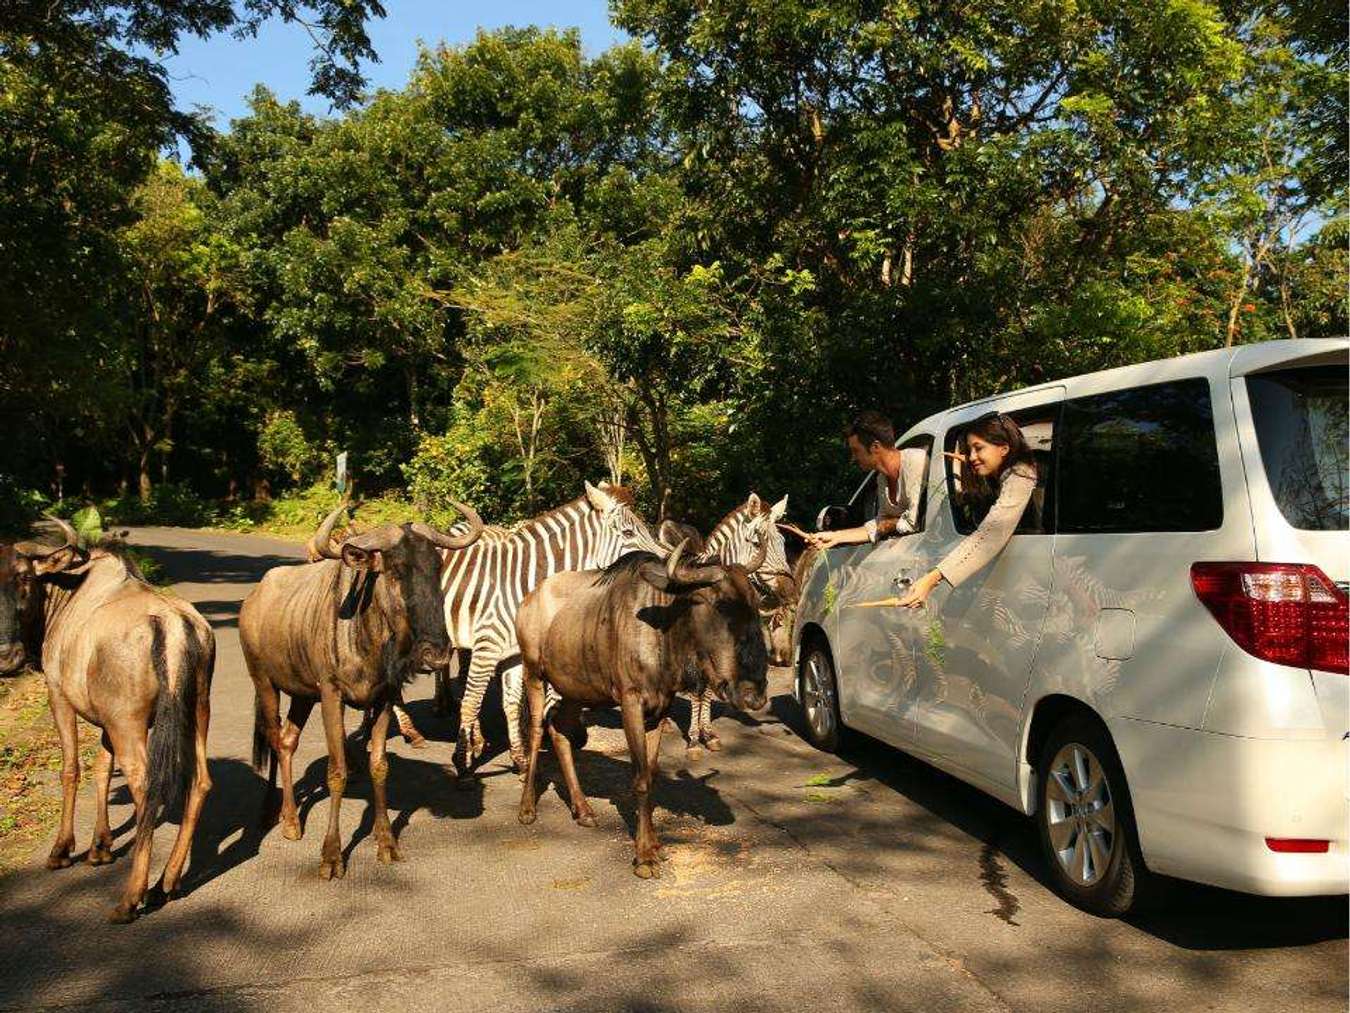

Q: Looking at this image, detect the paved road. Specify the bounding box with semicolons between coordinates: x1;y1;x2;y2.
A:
0;527;1343;1012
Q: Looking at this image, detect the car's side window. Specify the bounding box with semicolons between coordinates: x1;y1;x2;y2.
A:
896;435;934;535
1056;378;1222;533
944;406;1059;536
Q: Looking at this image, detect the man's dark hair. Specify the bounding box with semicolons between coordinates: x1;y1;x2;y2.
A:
846;410;895;449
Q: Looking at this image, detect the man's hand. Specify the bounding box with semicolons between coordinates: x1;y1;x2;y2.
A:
807;529;851;550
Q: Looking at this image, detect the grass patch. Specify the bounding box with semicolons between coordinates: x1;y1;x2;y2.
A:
0;672;98;873
803;773;834;787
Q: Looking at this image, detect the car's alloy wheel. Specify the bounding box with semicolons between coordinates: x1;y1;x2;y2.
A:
1036;714;1148;916
1044;742;1116;887
799;644;842;752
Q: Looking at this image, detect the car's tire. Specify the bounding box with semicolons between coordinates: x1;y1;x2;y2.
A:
1035;713;1149;917
797;640;844;752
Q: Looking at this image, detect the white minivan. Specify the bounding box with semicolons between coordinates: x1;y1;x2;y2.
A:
791;338;1348;915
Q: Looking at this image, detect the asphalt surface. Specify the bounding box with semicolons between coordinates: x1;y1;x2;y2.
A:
0;526;1344;1012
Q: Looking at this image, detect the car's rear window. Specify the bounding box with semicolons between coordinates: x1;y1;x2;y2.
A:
1246;365;1348;531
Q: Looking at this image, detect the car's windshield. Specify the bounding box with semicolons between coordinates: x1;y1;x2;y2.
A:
1246;364;1348;531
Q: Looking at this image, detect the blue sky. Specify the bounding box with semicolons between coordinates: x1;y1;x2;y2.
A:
163;1;628;127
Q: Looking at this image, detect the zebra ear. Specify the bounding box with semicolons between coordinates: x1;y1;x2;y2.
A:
584;481;616;512
746;492;762;512
770;494;788;522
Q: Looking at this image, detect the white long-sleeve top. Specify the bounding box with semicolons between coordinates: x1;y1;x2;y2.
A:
937;462;1037;587
863;446;929;542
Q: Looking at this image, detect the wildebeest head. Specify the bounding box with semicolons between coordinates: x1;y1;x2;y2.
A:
309;499;484;672
0;517;87;675
638;539;769;712
584;481;668;558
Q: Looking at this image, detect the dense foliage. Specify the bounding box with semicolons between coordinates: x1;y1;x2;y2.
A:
1;3;1344;531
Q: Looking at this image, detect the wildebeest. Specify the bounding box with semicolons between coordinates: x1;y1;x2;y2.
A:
0;518;215;923
240;497;483;878
515;539;770;878
663;493;792;756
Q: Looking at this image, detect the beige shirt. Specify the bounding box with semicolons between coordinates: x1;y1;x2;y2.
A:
938;463;1037;587
863;446;928;542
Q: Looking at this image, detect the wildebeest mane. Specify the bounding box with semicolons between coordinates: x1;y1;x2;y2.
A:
592;550;662;586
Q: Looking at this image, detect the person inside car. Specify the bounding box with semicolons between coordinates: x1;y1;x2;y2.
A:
894;411;1037;608
808;411;924;549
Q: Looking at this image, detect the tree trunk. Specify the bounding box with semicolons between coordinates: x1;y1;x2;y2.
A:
138;448;153;503
407;364;421;432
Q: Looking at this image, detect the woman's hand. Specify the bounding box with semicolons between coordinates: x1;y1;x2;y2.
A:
894;569;943;608
942;450;968;466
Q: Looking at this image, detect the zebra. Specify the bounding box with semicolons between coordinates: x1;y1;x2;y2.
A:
439;481;669;780
677;492;792;756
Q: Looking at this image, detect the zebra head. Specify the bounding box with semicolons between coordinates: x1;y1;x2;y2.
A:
706;492;792;582
583;481;669;561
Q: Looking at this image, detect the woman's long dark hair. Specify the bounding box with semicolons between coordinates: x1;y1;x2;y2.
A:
967;412;1036;479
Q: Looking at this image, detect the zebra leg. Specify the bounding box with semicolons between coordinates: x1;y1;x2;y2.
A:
697;691;721;752
501;662;529;776
394;703;428;749
453;645;498;785
683;692;705;760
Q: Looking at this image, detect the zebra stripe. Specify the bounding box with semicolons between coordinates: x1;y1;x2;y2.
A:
439;483;667;776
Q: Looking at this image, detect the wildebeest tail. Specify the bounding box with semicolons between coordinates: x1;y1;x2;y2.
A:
252;691;272;773
136;616;203;845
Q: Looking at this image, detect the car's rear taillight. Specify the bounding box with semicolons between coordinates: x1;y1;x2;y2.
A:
1191;563;1349;675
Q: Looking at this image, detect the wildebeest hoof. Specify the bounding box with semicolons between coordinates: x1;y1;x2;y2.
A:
280;818;303;841
108;904;138;924
518;808;537;826
142;884;170;910
319;855;346;880
377;842;402;864
87;844;114;866
633;858;661;879
574;811;598;828
45;851;73;870
656;845;671;862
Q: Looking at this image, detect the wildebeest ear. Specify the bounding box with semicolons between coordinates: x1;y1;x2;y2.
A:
770;494;788;522
340;545;383;572
584;481;616;512
638;559;675;593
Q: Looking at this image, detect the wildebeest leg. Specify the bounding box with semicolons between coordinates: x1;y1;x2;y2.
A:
277;696;314;841
367;702;401;864
501;661;528;774
152;673;212;900
316;682;348;880
45;690;80;870
645;722;670;863
620;693;662;878
108;720;151;922
548;701;597;827
87;734;115;865
516;666;547;826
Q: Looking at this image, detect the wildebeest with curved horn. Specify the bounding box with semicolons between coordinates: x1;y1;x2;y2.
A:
515;538;769;878
240;497;483;879
0;517;215;923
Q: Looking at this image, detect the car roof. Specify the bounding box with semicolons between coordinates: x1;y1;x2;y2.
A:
897;338;1348;442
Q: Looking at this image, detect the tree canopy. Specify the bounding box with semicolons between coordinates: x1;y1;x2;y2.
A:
1;7;1344;529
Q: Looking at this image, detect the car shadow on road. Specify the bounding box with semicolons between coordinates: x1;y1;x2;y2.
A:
763;686;1348;952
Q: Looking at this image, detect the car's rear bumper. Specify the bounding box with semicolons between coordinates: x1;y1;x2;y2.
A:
1111;717;1349;896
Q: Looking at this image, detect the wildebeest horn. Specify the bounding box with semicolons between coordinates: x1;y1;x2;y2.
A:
309;499;351;561
411;499;484;550
665;538;725;587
